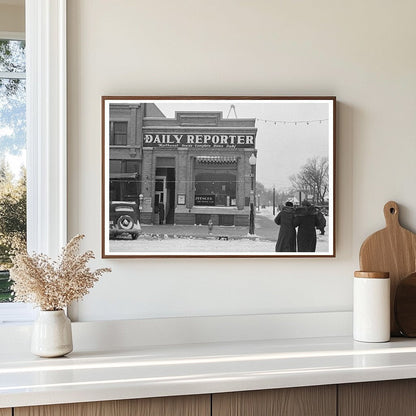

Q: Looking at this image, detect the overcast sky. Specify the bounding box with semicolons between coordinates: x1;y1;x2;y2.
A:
155;100;331;191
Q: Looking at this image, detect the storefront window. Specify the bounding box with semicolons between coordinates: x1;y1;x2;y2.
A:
110;180;140;202
195;168;236;207
109;159;141;202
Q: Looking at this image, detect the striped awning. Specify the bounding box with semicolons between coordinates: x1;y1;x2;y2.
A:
196;156;237;164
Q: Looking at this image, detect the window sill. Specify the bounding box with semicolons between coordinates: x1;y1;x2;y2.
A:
0;303;36;324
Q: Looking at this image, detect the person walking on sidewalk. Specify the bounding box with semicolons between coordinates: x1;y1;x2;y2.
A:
274;201;296;252
158;202;165;225
207;217;214;235
316;208;326;235
295;200;320;252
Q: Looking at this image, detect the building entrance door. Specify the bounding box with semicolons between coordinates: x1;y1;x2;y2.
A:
155;176;167;224
155;165;176;225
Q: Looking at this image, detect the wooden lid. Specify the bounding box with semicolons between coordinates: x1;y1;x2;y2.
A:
354;271;389;279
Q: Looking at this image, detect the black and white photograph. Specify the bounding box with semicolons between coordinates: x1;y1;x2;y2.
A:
102;97;335;257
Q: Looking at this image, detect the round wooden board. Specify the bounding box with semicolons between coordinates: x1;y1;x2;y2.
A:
359;201;416;335
395;272;416;337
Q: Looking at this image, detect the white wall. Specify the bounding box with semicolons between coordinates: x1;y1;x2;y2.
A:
67;0;416;322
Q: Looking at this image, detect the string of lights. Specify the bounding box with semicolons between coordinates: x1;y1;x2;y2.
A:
255;118;328;126
139;179;255;184
121;179;292;191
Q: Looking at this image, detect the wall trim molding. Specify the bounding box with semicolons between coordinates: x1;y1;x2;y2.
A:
0;311;352;352
0;0;67;324
26;0;67;257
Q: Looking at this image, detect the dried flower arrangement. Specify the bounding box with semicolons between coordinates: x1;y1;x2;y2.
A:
10;234;111;311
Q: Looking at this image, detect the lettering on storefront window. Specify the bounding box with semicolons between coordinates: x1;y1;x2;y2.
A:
143;133;256;148
195;195;216;206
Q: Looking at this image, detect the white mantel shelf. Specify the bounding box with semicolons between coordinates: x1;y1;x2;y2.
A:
2;336;416;409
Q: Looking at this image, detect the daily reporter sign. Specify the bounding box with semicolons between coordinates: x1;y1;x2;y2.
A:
143;133;256;148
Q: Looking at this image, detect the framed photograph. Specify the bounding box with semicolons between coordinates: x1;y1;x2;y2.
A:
102;96;336;258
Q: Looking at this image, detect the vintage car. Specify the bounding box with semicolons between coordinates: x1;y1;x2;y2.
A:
109;201;141;240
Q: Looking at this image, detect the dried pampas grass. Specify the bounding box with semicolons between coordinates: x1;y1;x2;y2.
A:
10;234;111;311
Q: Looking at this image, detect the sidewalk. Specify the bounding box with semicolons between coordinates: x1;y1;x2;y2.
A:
140;211;279;242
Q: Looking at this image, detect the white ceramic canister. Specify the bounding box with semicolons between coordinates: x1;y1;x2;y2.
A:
353;271;390;343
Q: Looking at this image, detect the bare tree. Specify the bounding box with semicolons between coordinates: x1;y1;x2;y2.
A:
290;157;329;204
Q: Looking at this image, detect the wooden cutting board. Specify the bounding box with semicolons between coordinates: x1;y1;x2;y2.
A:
359;201;416;336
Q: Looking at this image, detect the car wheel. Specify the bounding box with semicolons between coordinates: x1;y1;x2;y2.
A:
117;215;135;230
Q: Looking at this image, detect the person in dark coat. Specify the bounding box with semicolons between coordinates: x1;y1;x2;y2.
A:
295;201;320;252
158;202;165;225
274;201;296;252
316;209;326;235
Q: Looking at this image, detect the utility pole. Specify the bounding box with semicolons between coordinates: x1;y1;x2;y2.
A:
273;186;276;216
248;154;256;235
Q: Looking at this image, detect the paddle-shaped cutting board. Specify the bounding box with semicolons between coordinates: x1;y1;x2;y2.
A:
394;272;416;337
359;201;416;336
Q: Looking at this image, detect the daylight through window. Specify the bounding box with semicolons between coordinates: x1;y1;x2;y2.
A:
0;38;27;303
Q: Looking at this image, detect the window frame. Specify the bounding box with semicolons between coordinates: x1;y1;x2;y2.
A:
110;121;128;145
0;32;28;316
0;0;67;323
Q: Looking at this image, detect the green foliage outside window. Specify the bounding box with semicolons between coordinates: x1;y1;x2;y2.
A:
0;270;12;302
0;162;26;302
0;39;26;302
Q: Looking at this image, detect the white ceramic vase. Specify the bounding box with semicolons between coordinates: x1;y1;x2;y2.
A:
31;310;73;357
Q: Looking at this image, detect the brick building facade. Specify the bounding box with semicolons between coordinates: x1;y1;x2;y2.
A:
109;103;257;226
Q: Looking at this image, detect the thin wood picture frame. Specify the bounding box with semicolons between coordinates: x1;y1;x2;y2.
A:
102;96;336;258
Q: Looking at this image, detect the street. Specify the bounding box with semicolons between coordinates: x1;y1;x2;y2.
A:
109;207;330;254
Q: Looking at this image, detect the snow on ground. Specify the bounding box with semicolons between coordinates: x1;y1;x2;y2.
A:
109;232;329;254
108;205;331;254
110;237;276;253
260;206;280;221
